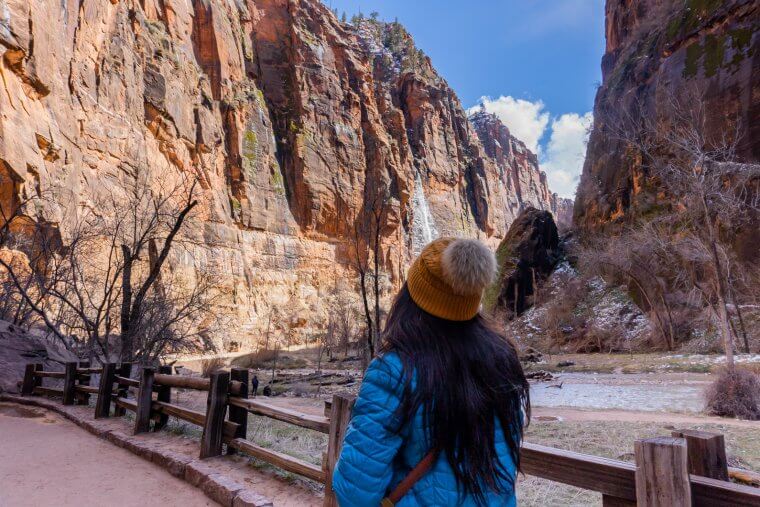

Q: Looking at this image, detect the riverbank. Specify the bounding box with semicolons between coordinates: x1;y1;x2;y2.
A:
523;352;760;374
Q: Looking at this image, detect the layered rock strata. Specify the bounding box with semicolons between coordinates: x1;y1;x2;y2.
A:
0;0;563;347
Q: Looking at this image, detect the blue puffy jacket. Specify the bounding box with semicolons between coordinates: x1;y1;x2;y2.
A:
333;352;518;506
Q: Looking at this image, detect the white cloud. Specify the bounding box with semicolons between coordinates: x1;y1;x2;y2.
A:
468;95;549;154
540;112;593;198
469;95;592;199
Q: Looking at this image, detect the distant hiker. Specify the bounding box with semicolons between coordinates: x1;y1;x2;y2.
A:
333;238;530;506
262;384;271;397
251;375;259;396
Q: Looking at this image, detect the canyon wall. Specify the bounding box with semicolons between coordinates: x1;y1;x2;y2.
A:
575;0;759;228
0;0;562;348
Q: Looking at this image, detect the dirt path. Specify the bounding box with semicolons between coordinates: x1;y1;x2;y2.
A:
0;403;216;507
532;406;759;428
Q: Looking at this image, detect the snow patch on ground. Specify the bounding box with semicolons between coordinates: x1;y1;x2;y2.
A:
508;261;651;349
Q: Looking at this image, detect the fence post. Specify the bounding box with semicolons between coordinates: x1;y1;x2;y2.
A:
200;370;230;459
635;437;691;507
114;363;132;416
21;364;36;395
34;363;43;389
76;360;91;405
134;367;155;434
227;367;249;455
154;365;172;431
62;362;78;405
95;363;116;418
323;394;355;507
671;429;729;481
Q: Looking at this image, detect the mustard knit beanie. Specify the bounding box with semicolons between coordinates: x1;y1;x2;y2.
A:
406;237;497;321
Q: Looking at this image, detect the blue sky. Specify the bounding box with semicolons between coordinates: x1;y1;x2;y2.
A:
326;0;607;198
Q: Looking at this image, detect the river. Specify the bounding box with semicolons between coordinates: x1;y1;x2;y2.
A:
529;372;708;413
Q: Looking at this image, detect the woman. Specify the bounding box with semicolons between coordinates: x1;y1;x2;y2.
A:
333;237;530;506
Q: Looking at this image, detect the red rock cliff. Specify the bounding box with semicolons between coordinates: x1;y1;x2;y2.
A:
575;0;759;229
0;0;560;346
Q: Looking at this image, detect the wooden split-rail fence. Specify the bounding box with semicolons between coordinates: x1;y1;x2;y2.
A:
20;362;760;507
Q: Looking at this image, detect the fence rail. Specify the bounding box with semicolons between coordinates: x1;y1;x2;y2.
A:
19;361;760;507
228;396;331;434
35;371;66;379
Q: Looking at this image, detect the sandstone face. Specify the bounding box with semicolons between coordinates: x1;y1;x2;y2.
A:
551;197;574;232
0;0;561;348
469;111;560;222
575;0;759;229
484;207;561;319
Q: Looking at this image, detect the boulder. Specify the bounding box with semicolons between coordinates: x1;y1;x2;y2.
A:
0;319;78;393
484;207;561;318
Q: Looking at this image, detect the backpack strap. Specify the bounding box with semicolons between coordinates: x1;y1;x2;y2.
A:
381;450;437;507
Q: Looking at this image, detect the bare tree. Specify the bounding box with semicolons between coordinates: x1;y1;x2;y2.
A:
317;325;337;374
579;225;679;351
0;172;216;363
350;185;391;365
604;93;760;368
0;176;59;328
330;286;356;359
118;177;199;361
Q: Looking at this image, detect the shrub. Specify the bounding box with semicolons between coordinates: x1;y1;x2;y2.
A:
540;275;591;350
200;357;225;377
705;368;760;420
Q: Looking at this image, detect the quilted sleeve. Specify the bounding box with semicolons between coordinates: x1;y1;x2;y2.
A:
332;354;406;507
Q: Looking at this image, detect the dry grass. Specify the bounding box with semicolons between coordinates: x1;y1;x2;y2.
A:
524;420;760;470
149;373;760;505
705;368;760;420
224;413;760;506
517;476;597;506
517;419;760;506
523;352;759;374
246;415;328;466
200;357;225;377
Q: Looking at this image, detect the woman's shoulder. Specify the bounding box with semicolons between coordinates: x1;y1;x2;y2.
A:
363;351;405;378
361;352;406;397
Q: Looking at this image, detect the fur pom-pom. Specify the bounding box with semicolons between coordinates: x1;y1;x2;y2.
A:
440;239;496;295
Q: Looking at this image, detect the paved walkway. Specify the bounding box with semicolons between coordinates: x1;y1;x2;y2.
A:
0;402;216;507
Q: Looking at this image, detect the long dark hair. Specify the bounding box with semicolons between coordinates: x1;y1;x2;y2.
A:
380;284;530;503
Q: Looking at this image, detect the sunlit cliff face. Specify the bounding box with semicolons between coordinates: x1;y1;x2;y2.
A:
0;0;563;348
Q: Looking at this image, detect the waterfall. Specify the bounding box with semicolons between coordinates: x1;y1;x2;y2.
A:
411;171;439;254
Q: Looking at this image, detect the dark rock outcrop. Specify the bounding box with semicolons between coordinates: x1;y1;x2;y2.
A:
575;0;759;229
484;207;562;318
0;320;78;393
